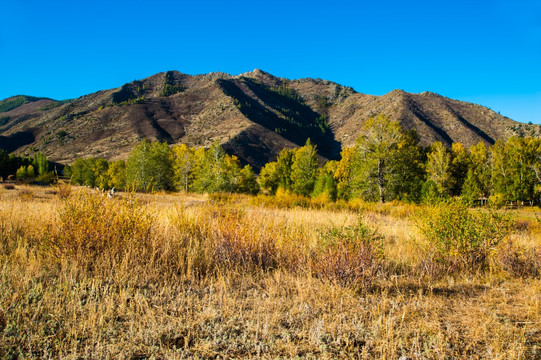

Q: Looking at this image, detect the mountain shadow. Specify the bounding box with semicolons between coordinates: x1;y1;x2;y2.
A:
0;129;37;152
218;78;341;160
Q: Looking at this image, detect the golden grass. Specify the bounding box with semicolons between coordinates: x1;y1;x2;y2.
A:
0;186;540;359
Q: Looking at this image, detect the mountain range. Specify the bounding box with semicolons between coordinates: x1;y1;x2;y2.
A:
1;69;539;170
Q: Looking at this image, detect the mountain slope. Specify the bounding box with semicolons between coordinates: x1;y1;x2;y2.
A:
1;70;539;169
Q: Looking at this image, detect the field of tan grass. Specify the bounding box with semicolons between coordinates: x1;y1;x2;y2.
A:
0;184;540;359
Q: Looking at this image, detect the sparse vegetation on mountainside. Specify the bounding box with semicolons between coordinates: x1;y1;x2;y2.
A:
0;96;47;113
1;69;538;167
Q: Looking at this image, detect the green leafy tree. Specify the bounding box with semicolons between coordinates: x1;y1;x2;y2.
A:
221;154;243;192
259;161;279;194
190;147;212;192
107;160;126;190
68;158;110;188
238;165;259;194
425;141;452;196
27;165;36;178
467;142;491;199
352;114;404;203
312;160;338;201
93;158;110;189
275;148;296;192
32;152;49;176
420;179;442;204
505;137;538;203
526;137;541;202
258;148;297;195
449;142;470;196
334;147;356;200
70;158;98;187
125;140;174;191
387;129;425;202
461;169;483;204
206;142;230;192
190;142;243;193
291;139;319;196
16;166;27;179
491;139;510;201
172;144;196;192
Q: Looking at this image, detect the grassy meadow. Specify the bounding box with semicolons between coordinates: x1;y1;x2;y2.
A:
0;184;540;359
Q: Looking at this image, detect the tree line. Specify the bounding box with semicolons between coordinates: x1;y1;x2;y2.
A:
65;140;259;194
0;150;54;182
3;114;541;205
66;115;541;205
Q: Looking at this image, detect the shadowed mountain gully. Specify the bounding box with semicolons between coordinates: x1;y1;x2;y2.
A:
1;70;538;168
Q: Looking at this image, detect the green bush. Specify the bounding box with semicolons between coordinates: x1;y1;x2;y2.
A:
489;193;506;208
415;201;515;273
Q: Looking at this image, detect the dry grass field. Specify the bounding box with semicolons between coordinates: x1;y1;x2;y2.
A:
0;184;540;359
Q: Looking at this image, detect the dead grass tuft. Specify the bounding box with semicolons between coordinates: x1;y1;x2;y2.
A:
0;186;539;358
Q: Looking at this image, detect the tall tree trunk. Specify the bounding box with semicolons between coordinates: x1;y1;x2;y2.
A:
378;158;385;203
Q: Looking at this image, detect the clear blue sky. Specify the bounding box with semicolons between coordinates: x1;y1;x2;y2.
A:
1;0;540;123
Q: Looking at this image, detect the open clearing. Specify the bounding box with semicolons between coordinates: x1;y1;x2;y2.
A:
1;185;540;359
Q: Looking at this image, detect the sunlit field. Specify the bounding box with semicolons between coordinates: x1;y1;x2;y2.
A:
1;184;540;359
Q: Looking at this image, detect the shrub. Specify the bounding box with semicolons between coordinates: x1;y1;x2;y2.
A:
415;201;515;273
489;193;506;209
208;192;234;205
497;240;541;278
169;205;283;276
54;180;72;199
18;189;33;199
251;188;311;209
211;207;280;271
311;217;384;288
214;225;278;271
42;192;154;273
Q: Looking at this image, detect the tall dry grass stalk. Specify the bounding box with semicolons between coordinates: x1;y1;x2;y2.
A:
0;187;539;359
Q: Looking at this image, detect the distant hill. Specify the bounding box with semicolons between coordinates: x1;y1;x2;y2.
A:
1;69;539;170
